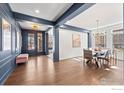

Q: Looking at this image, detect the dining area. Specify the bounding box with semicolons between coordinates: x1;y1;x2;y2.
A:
83;47;118;69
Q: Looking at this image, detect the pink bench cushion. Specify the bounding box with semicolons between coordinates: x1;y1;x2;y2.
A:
16;54;28;64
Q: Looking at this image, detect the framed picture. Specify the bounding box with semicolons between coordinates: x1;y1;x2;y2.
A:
72;34;81;48
2;18;11;51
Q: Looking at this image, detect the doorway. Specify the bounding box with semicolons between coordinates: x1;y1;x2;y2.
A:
21;30;45;56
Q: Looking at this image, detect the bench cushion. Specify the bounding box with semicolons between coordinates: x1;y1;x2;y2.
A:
16;54;29;64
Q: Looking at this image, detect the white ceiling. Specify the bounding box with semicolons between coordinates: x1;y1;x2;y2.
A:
65;3;123;30
19;21;49;31
9;3;73;21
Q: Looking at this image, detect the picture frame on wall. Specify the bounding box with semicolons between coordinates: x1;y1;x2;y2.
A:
2;18;11;51
72;34;81;48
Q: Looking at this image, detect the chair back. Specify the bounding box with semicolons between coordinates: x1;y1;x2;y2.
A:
83;49;92;59
106;50;111;57
103;50;110;58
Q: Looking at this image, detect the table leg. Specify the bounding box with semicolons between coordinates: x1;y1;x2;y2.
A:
95;58;99;68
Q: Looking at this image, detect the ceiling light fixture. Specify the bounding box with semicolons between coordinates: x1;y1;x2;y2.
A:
35;9;40;13
32;24;39;30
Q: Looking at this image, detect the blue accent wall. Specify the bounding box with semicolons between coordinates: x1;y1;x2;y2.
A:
0;4;21;85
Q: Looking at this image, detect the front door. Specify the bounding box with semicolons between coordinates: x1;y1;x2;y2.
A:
27;32;43;56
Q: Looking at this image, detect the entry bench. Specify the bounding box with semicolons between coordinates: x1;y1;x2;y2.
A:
16;54;29;64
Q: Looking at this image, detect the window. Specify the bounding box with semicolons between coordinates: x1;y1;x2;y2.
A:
113;29;124;48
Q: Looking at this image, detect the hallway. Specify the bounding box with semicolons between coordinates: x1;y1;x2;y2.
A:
5;56;124;85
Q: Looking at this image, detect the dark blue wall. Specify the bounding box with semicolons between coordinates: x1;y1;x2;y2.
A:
0;4;21;85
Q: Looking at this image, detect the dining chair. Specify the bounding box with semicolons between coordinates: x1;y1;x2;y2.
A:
97;50;111;67
83;49;99;67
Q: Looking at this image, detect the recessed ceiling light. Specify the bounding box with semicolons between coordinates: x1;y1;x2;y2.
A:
60;25;64;27
35;9;40;13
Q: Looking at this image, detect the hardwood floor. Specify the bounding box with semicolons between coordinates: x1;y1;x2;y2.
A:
5;56;124;85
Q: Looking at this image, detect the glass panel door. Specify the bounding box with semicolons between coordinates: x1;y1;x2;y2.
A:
27;32;43;56
37;33;42;52
28;33;35;50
